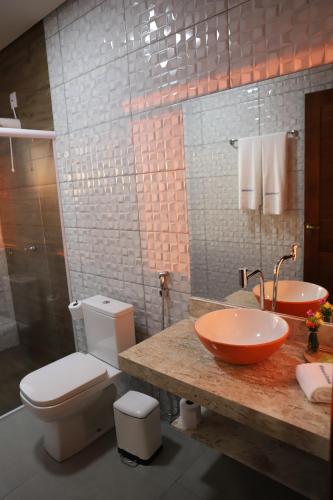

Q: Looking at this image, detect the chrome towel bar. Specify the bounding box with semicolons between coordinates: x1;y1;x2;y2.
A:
229;129;299;148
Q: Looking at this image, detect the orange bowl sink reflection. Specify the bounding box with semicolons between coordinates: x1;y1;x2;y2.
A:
252;280;329;318
195;308;289;365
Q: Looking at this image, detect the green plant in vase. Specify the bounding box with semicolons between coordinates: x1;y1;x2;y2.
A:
320;300;333;323
305;310;323;353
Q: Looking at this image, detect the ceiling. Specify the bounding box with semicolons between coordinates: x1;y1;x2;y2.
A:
0;0;66;51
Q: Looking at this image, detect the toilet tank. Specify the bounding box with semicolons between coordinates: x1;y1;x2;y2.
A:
81;295;135;368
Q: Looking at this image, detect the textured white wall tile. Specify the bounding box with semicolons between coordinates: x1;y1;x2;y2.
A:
165;271;190;294
124;0;228;51
258;71;311;98
132;106;185;174
64;227;82;272
202;100;260;144
69;118;134;180
60;0;126;81
288;171;304;211
185;142;237;178
261;211;304;247
69;270;84;298
182;99;202;115
165;289;190;322
309;64;333;89
259;90;305;134
135;112;190;294
183;108;203;147
205;209;261;244
206;239;263;301
186;177;205;211
207;271;240;302
57;0;104;30
136;170;188;233
50;85;68;135
188;209;206;240
308;64;333;92
228;0;333;87
200;83;259;110
206;240;261;274
73;176;139;231
58;181;77;227
127;13;229;111
189;239;208;297
53;134;72;183
144;284;189;335
204;176;238;210
65;58;130;132
45;34;64;88
44;10;59;38
140;231;190;282
79;228;143;284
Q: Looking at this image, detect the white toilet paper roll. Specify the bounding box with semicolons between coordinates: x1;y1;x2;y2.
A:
68;300;83;320
180;399;201;430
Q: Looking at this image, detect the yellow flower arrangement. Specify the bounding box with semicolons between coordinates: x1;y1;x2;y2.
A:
320;300;333;323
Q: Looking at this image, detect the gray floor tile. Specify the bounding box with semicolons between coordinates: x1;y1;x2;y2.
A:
135;419;206;485
0;410;43;498
179;448;307;500
0;408;309;500
4;463;169;500
160;482;201;500
0;409;175;500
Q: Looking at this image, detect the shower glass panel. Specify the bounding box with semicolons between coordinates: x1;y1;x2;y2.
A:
0;135;74;415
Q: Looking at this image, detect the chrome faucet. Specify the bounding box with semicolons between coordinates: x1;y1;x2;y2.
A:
272;244;298;311
239;268;265;311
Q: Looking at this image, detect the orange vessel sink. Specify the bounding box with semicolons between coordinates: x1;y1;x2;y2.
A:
252;280;329;318
195;308;289;365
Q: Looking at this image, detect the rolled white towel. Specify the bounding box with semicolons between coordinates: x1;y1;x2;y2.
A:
296;363;333;403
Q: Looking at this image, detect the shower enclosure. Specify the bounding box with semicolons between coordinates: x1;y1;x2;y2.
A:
0;128;74;415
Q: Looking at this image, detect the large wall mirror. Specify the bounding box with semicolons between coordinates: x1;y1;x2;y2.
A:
184;65;333;319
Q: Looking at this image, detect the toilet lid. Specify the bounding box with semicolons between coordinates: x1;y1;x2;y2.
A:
20;352;108;407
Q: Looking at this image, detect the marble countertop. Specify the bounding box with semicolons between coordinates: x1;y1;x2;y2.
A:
119;318;331;460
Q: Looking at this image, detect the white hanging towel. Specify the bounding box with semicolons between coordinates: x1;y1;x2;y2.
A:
238;136;262;210
261;132;288;215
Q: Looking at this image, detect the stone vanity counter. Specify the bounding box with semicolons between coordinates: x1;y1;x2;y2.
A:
119;318;330;461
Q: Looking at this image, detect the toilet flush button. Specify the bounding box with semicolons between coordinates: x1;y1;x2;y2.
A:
102;300;110;304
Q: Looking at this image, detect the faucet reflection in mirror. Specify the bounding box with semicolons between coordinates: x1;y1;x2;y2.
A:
239;268;265;311
272;244;298;312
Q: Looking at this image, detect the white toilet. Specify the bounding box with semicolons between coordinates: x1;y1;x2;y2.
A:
20;295;135;462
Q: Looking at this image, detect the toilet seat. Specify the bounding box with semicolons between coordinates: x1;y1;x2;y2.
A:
20;352;109;408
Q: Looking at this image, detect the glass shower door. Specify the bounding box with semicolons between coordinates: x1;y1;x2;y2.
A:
0;136;74;415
